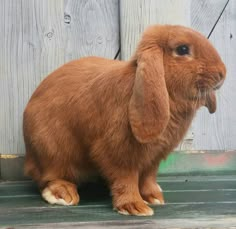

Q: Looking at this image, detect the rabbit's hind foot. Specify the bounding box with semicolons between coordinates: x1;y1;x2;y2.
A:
41;179;79;206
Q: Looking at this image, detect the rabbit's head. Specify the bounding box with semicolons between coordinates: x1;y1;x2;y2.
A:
129;25;226;143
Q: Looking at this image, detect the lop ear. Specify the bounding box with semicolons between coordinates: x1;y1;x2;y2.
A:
129;48;170;143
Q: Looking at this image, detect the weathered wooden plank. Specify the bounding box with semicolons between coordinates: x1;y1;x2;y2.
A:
191;0;229;37
1;176;236;198
0;0;65;156
179;0;229;150
192;0;236;150
11;218;236;229
120;0;191;60
1;177;236;227
1;186;236;206
1;202;236;227
120;0;235;151
64;0;119;61
0;0;120;157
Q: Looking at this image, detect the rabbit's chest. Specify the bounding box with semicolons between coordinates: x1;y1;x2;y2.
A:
155;113;194;156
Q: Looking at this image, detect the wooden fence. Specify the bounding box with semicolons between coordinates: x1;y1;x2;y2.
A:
0;0;235;178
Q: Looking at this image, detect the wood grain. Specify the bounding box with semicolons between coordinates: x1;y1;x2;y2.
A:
0;0;65;156
0;0;119;155
120;0;191;60
0;0;235;156
64;0;119;61
192;0;236;150
120;0;235;151
191;0;229;36
180;0;229;150
1;177;236;227
12;218;236;229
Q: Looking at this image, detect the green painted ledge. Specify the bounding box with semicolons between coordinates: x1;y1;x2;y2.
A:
1;150;236;180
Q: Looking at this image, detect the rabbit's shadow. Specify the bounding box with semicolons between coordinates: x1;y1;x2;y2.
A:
78;179;111;204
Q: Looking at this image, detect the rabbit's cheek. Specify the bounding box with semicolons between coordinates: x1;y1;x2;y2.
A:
195;79;210;91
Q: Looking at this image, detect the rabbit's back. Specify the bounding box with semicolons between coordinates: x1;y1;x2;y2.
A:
24;57;132;133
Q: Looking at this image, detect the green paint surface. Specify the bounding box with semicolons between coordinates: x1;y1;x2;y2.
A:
1;151;236;181
159;151;236;175
0;176;236;227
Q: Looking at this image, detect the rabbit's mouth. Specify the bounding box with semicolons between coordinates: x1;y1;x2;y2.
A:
194;78;224;113
213;80;224;90
188;89;216;114
191;89;216;114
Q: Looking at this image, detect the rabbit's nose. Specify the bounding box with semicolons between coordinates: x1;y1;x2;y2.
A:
213;78;224;90
219;63;227;80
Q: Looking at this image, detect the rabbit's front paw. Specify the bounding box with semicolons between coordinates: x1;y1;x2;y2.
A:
42;179;79;206
115;201;153;216
140;183;165;205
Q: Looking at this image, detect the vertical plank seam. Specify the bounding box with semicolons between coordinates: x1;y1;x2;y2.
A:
114;0;121;60
113;47;121;60
207;0;230;39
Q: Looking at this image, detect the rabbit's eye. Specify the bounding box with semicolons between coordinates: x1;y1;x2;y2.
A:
175;45;190;56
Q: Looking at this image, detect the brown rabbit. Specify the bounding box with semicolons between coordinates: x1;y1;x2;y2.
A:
23;25;226;216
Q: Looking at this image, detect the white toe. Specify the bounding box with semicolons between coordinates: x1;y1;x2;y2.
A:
118;210;130;215
42;188;72;206
143;200;149;204
137;208;154;216
153;198;165;205
153;198;161;205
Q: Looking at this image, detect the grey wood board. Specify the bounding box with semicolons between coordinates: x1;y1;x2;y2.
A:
120;0;191;60
0;0;235;155
120;0;228;59
64;0;119;61
0;0;65;156
192;0;236;150
120;0;235;150
0;0;119;155
190;0;229;37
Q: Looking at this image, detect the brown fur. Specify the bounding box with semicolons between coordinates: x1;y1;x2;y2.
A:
23;25;226;216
